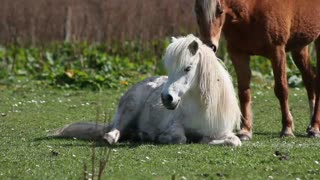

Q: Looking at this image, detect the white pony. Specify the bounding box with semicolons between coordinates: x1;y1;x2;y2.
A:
49;34;242;146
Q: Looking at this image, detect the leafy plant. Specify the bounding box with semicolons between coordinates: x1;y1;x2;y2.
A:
0;40;169;89
0;40;316;89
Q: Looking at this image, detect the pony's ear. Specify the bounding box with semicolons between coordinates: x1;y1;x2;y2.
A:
171;37;177;42
188;40;199;55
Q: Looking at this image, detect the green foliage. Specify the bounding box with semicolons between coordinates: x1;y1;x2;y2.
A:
0;41;169;90
0;40;317;89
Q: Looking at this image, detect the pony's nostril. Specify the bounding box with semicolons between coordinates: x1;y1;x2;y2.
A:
167;94;173;102
161;93;173;103
209;44;217;52
205;42;217;52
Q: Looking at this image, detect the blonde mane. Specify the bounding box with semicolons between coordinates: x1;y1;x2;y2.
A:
198;44;241;136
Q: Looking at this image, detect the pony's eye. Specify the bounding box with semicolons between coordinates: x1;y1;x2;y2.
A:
216;4;224;16
184;66;192;72
217;9;223;16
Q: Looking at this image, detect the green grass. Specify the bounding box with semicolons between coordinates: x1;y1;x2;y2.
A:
1;79;320;180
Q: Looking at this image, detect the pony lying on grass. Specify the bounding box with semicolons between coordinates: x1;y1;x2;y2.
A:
49;34;242;146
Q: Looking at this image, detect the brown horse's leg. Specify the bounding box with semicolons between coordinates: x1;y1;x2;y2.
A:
271;46;294;137
229;52;252;140
291;46;316;124
308;38;320;137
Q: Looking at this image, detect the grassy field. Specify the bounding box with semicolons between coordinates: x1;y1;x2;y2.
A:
1;79;320;180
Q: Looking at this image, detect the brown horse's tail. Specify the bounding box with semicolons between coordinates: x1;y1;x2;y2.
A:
47;122;112;141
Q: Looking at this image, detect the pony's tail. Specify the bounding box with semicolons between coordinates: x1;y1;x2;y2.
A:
47;122;112;140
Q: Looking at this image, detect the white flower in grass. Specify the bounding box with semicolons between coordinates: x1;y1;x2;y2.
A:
162;159;169;164
315;160;319;165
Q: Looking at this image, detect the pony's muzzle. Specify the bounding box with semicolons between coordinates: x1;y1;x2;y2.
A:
161;93;179;110
207;43;217;53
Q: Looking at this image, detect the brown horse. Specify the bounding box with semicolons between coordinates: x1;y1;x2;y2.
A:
195;0;320;140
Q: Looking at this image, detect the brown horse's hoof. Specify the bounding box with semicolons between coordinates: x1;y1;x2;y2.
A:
280;127;295;137
237;130;252;141
307;127;320;138
306;125;312;133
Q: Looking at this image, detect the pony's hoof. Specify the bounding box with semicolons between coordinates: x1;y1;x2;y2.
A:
103;129;120;145
237;130;252;141
307;127;320;138
224;136;242;147
280;128;295;138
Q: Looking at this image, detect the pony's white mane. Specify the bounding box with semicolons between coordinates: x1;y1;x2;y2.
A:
198;42;241;137
164;34;241;137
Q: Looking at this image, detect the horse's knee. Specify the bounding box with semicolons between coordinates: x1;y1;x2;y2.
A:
274;83;289;100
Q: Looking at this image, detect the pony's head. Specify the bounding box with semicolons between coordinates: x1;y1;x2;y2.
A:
161;35;202;110
195;0;225;52
161;35;241;135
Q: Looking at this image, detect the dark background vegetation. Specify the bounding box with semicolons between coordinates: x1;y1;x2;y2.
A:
0;0;197;44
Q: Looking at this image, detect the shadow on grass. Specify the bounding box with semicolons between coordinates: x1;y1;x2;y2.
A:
33;136;212;149
33;136;152;148
254;131;308;138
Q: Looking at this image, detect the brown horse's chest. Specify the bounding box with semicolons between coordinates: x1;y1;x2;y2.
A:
223;21;273;55
223;21;320;56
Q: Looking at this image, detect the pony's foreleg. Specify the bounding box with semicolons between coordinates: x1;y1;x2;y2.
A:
104;113;131;145
230;52;252;140
104;102;139;144
158;121;187;144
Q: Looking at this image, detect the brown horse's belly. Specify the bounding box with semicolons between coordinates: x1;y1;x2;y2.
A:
286;24;320;51
286;34;318;51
